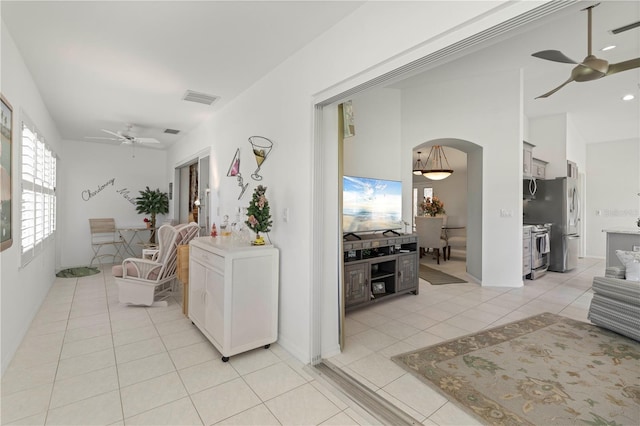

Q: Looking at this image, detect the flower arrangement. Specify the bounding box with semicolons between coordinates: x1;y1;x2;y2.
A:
420;196;446;217
143;218;150;223
245;185;272;245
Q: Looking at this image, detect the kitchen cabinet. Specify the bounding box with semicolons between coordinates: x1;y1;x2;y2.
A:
523;226;532;277
189;237;279;362
603;229;640;268
523;141;535;178
532;158;548;179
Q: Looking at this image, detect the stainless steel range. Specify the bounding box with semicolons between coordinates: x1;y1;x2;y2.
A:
526;223;551;280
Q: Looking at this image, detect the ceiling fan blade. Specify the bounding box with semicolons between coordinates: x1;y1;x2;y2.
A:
85;136;119;141
606;57;640;76
532;50;577;64
133;137;161;144
535;76;575;99
100;129;123;138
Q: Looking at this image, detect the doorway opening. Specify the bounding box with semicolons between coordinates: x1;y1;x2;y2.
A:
413;139;483;279
173;150;211;235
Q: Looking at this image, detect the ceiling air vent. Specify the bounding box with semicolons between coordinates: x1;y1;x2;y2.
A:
163;128;180;135
182;90;219;106
611;20;640;34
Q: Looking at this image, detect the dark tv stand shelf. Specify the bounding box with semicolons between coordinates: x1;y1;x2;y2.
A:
343;233;419;311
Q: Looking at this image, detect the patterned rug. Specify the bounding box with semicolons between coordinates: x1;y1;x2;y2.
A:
392;313;640;425
419;264;467;285
56;266;100;278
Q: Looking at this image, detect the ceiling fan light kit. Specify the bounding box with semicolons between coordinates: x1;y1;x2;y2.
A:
532;3;640;98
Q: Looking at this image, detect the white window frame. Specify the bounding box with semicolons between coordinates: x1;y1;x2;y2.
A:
20;117;56;266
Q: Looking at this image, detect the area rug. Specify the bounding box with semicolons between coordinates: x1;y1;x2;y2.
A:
419;264;466;285
392;312;640;426
56;266;100;278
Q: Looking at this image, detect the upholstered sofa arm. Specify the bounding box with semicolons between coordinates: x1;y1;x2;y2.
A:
592;276;640;302
605;266;626;279
589;276;640;341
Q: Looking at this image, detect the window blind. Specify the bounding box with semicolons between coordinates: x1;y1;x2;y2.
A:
21;120;56;266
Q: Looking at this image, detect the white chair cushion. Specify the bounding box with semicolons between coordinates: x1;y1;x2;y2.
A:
112;263;159;280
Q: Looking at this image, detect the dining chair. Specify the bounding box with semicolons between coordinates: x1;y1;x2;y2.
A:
446;229;467;260
89;218;126;266
415;216;447;264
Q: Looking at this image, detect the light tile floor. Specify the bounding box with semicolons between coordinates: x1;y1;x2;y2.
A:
329;251;604;425
1;254;603;425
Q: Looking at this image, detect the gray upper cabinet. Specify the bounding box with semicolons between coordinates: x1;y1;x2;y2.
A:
523;141;535;178
532;158;548;179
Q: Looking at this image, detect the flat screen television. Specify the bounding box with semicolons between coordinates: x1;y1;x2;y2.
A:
343;175;403;235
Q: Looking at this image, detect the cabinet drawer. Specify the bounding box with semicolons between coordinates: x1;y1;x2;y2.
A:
192;247;225;271
523;238;531;254
523;256;531;274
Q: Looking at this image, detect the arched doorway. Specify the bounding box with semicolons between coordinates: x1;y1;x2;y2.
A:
413;139;483;282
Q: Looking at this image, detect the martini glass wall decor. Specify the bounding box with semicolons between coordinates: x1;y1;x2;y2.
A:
227;148;248;200
248;136;273;181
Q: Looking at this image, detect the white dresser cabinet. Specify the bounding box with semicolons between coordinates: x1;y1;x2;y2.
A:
189;237;279;362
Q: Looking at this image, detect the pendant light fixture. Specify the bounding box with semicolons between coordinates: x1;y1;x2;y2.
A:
412;151;427;175
423;145;453;180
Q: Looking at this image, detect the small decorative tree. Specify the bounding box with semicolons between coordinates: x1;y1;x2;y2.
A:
245;185;272;245
135;186;169;243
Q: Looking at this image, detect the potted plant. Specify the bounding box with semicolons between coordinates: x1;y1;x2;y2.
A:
245;185;272;245
135;186;169;243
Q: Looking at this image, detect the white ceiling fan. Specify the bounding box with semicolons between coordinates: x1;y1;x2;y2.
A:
86;124;160;145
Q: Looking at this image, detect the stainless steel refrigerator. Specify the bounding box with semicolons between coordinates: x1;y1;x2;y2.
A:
523;177;580;272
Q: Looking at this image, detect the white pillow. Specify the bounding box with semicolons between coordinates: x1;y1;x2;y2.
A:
626;262;640;282
615;250;640;281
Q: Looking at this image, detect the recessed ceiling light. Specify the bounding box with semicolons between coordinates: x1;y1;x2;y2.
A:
622;94;635;101
601;45;616;51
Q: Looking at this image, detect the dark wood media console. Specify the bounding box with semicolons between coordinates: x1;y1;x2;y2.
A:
343;233;419;310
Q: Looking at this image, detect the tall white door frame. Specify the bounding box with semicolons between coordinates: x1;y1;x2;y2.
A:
173;148;212;233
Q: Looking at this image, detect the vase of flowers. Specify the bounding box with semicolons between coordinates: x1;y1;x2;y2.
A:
245;185;272;245
420;196;445;217
143;218;151;229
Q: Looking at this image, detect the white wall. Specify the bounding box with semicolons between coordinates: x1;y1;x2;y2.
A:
585;139;640;258
60;140;168;267
529;114;567;178
1;24;64;374
343;88;402;180
566;114;587;174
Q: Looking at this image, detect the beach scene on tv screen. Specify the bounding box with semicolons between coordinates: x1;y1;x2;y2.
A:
343;176;402;233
